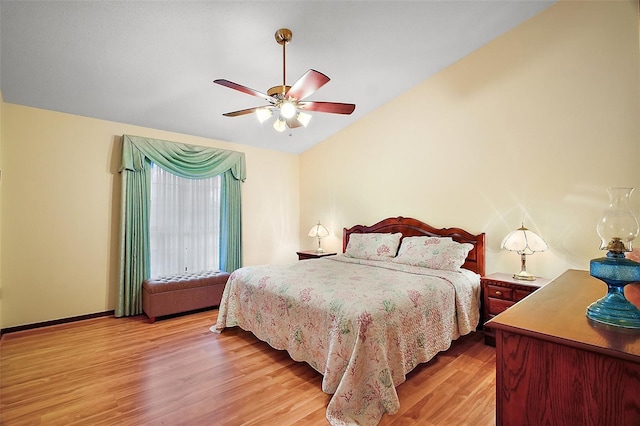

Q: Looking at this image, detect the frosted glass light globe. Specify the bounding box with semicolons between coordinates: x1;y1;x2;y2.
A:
273;117;286;132
280;101;297;119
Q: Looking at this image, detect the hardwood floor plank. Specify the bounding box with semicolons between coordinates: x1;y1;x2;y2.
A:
1;310;495;425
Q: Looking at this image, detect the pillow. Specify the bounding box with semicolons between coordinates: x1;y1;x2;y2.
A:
392;238;473;271
344;232;402;261
395;236;453;257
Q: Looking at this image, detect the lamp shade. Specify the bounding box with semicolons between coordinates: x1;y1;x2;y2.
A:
308;222;329;238
273;117;286;132
501;225;548;255
255;108;272;123
297;112;312;127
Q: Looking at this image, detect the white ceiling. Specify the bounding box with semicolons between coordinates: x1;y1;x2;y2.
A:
0;1;555;154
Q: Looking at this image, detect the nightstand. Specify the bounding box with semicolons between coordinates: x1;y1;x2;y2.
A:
296;251;337;260
482;272;550;346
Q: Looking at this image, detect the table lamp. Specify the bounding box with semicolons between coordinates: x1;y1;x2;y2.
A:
501;224;548;280
308;221;329;253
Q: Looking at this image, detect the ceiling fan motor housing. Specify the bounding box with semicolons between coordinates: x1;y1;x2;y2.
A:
267;85;291;98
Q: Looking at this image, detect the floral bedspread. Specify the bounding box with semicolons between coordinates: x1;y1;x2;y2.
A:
213;255;480;425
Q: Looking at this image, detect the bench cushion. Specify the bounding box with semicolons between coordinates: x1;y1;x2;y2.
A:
143;270;229;293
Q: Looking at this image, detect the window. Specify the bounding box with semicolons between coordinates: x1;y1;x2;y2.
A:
149;163;221;277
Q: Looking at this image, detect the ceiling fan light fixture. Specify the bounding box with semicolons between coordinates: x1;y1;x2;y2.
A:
273;117;286;132
256;108;272;123
214;27;355;134
297;111;312;127
280;101;297;119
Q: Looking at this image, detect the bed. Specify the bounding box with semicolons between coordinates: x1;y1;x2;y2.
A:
213;216;486;425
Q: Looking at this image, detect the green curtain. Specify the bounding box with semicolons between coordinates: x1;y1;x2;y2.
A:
116;135;246;317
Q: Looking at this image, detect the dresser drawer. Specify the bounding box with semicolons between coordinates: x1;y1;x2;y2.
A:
487;285;513;301
488;298;514;315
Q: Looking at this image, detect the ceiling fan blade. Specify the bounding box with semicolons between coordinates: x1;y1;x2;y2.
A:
285;69;330;101
298;101;356;115
222;107;265;117
214;79;275;104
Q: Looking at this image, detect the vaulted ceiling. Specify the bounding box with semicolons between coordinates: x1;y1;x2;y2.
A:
0;1;555;154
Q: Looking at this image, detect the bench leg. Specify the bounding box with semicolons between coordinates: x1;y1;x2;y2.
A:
148;316;156;324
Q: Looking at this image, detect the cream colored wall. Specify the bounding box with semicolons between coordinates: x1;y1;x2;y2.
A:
300;1;640;281
0;104;299;328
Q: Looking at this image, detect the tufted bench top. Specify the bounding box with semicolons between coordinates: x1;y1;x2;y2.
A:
142;270;230;294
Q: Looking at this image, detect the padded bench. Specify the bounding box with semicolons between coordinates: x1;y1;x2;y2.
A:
142;270;230;323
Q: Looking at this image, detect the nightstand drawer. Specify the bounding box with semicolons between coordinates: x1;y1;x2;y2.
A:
514;289;533;302
488;298;514;315
487;285;513;301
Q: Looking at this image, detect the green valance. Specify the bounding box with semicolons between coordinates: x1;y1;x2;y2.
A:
121;134;246;181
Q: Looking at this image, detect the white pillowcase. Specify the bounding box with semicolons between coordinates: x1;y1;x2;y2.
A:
392;236;473;271
344;232;402;261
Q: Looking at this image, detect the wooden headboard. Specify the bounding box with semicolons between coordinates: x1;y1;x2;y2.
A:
342;216;485;276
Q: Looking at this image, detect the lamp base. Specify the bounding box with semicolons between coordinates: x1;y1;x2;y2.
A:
315;247;325;253
586;292;640;329
588;254;640;329
512;270;537;281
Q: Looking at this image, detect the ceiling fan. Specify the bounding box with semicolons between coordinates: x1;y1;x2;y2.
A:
214;28;356;132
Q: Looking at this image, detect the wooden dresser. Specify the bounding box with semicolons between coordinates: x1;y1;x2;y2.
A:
486;269;640;426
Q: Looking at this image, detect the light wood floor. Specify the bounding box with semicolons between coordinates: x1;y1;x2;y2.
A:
1;310;496;425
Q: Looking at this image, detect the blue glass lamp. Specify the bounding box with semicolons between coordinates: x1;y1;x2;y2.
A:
587;187;640;329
